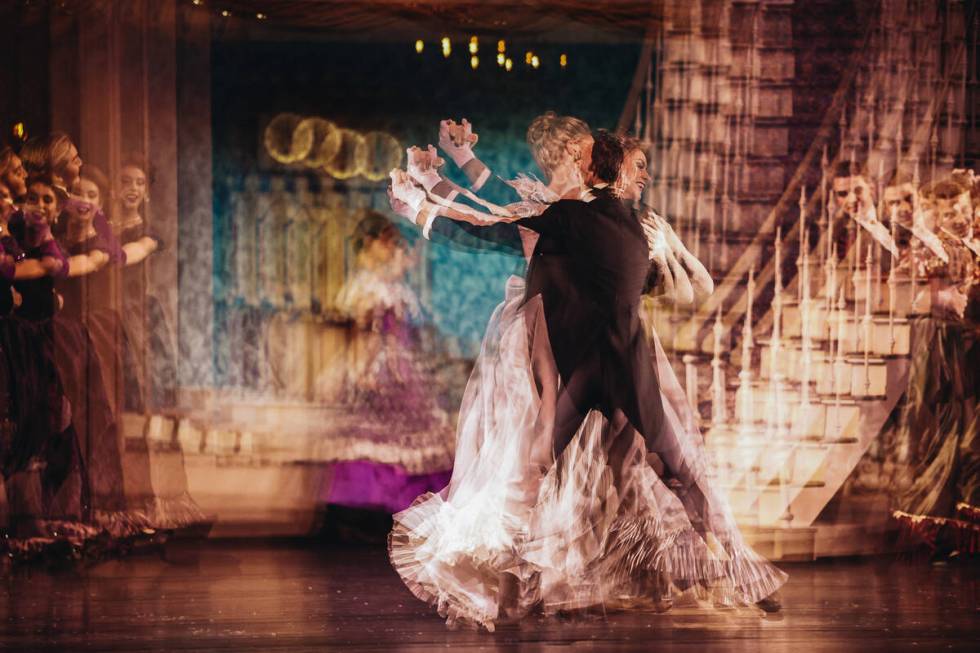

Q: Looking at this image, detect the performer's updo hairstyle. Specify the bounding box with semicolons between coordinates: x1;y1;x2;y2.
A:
526;111;590;182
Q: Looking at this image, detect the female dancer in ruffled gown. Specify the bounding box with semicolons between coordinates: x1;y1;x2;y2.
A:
387;124;786;630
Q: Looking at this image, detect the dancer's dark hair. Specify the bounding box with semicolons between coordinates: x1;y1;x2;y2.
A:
589;130;625;185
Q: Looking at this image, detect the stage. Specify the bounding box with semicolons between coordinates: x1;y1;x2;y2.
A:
1;542;976;652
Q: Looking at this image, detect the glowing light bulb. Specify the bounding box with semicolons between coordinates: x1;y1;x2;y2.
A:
12;122;25;140
415;39;424;54
470;55;479;69
192;0;203;5
221;9;231;17
560;53;567;67
497;39;506;53
525;51;533;65
531;55;540;69
497;53;505;66
505;57;513;72
441;36;451;57
469;36;478;54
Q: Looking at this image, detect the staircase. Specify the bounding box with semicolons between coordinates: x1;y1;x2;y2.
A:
628;0;975;558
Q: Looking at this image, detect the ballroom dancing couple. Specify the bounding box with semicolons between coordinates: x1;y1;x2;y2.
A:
386;112;786;630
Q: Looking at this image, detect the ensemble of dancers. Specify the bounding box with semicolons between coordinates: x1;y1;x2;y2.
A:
385;113;787;630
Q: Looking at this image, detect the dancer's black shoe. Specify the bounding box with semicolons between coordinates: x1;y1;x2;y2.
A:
755;593;782;613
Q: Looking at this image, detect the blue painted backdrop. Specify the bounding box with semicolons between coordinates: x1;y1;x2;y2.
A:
210;36;640;373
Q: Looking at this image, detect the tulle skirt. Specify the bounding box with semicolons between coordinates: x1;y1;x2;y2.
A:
389;276;787;630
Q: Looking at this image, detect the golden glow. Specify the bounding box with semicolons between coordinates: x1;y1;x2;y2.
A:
415;39;424;54
505;57;513;72
324;128;368;180
362;131;404;182
12;122;25;140
497;39;506;53
497;53;505;66
192;0;203;5
560;53;567;67
221;9;231;17
531;55;540;69
441;36;451;57
256;12;267;20
470;55;479;69
264;113;314;165
525;51;533;65
294;117;341;168
469;36;478;54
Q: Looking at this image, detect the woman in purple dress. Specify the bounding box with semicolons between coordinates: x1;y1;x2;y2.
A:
111;161;173;412
3;175;91;543
325;211;455;515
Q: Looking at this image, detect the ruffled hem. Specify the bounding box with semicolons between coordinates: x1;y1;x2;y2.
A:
388;276;787;630
1;518;165;572
145;494;213;531
390;491;788;630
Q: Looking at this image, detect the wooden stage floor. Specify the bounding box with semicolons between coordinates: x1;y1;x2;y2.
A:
1;540;977;652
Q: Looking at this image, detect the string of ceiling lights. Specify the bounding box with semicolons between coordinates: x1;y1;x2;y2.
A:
181;1;570;72
415;36;568;72
188;0;267;20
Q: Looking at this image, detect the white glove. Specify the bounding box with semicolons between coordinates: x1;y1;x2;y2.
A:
406;145;444;191
387;186;417;222
389;169;427;214
438;118;478;168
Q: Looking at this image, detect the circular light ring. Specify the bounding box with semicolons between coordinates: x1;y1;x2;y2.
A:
264;113;313;164
361;131;403;182
324;129;368;180
296;117;342;168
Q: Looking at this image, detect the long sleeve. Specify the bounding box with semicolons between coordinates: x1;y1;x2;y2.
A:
426;218;523;255
36;236;70;279
418;167;527;254
93;209;127;264
513;201;568;236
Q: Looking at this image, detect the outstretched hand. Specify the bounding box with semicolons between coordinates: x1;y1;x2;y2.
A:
387;187;417;223
406;144;445;192
389;169;428;222
439;118;478;167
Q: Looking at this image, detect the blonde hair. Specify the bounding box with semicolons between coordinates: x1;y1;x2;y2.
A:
17;132;77;182
526;112;590;182
47;132;76;179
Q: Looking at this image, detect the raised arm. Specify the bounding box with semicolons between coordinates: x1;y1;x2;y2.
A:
439;118;489;190
390;161;524;254
438;117;533;199
438;118;524;206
